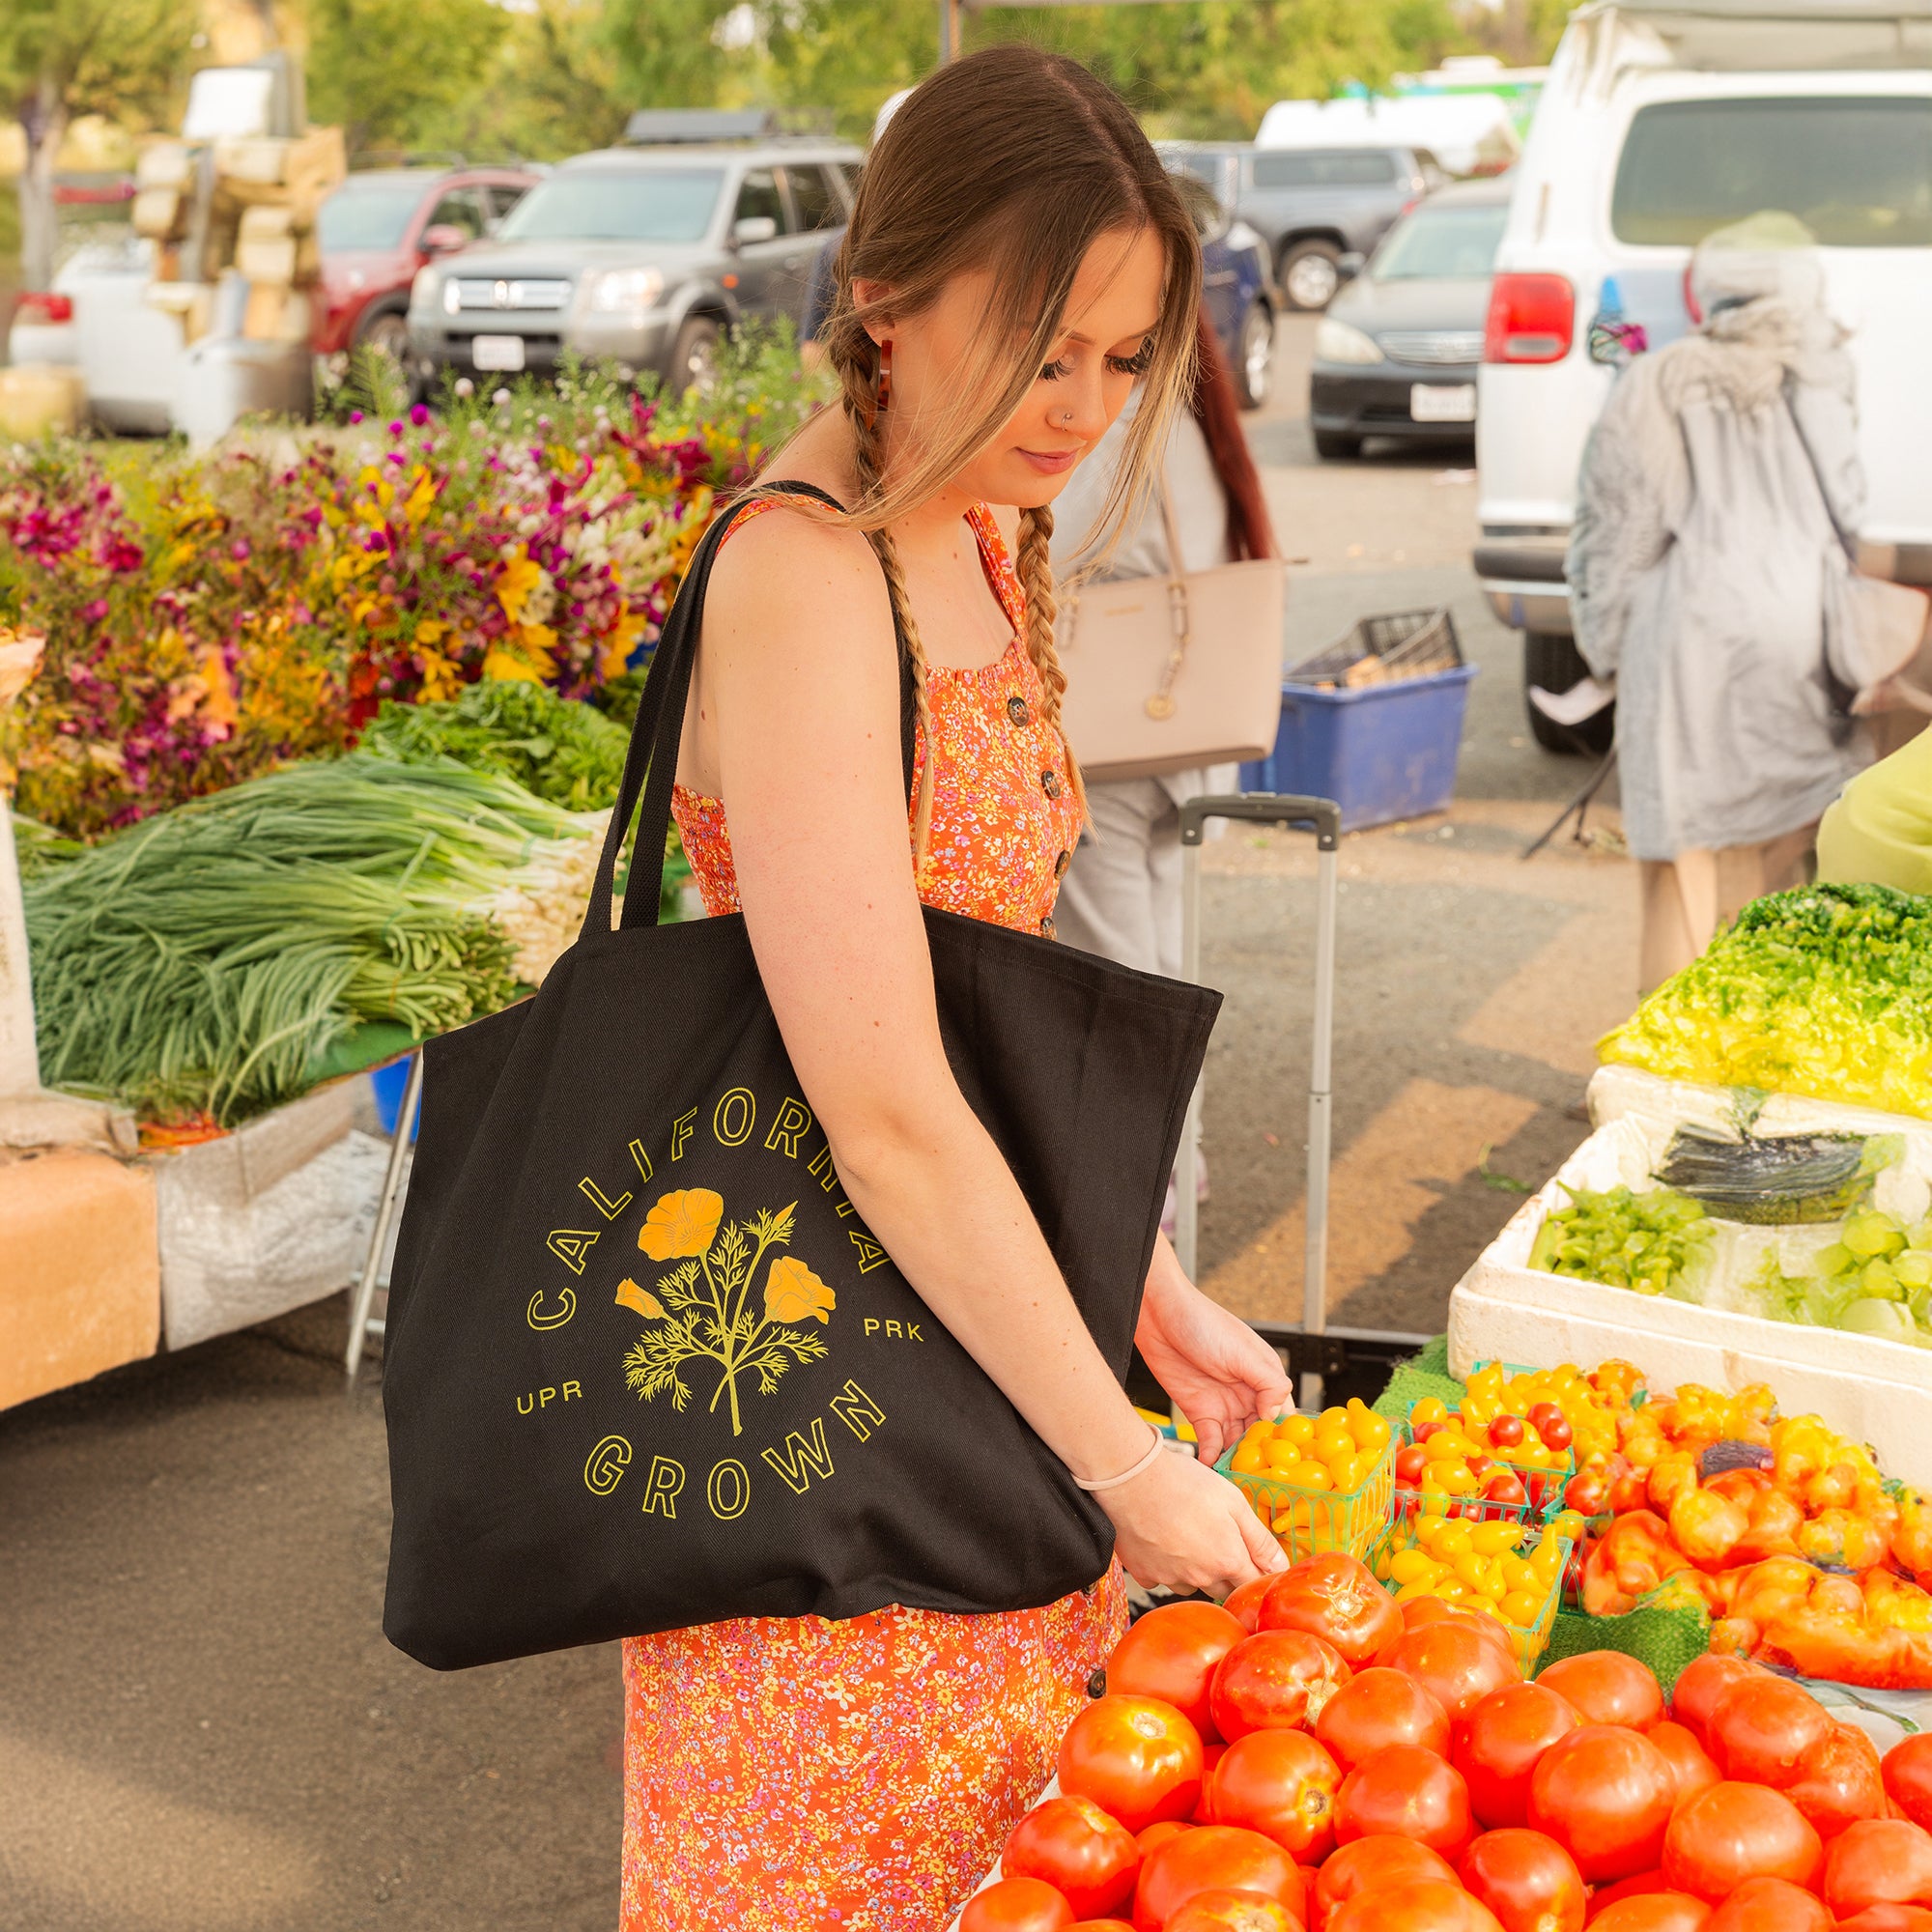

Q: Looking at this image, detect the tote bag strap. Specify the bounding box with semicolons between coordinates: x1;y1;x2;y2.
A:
1147;461;1196;721
582;479;917;937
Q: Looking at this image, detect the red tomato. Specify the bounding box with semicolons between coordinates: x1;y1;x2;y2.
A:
1702;1877;1831;1932
961;1876;1076;1932
1068;1922;1140;1932
1108;1605;1248;1743
1886;1731;1932;1832
1206;1728;1341;1861
1587;1872;1670;1921
1566;1469;1612;1518
1591;1896;1712;1932
1334;1742;1476;1861
1165;1890;1303;1932
1260;1554;1403;1667
1785;1721;1883;1838
1209;1632;1351;1742
1661;1781;1824;1903
1823;1819;1932;1918
1315;1666;1451;1773
1224;1577;1275;1635
1527;1725;1676;1883
1386;1619;1521;1721
1136;1820;1192;1860
1537;1653;1664;1732
1460;1827;1587;1932
1837;1910;1932;1932
1708;1676;1833;1790
1487;1470;1530;1508
1131;1826;1304;1932
1005;1797;1142;1920
1886;1736;1932;1835
1454;1682;1584;1830
1668;1656;1762;1752
1326;1880;1503;1932
1397;1444;1431;1484
1314;1834;1458;1927
1059;1695;1205;1835
1645;1722;1720;1809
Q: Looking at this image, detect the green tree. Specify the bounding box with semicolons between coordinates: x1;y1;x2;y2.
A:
431;0;630;161
0;0;192;291
304;0;508;157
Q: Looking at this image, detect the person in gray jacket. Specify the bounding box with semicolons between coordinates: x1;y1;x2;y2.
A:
1568;213;1886;992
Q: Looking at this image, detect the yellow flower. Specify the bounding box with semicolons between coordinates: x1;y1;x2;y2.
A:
763;1256;835;1326
481;648;543;684
496;545;544;623
614;1278;666;1320
596;607;645;682
402;468;437;525
639;1188;724;1261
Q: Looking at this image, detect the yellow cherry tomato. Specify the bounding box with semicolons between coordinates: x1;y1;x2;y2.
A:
1231;1443;1265;1475
1264;1440;1303;1472
1387;1548;1439;1585
1329;1456;1369;1494
1471;1521;1520;1556
1295;1464;1334;1492
1501;1589;1545;1628
1278;1413;1317;1446
1412;1397;1448;1429
1453;1549;1490;1588
1350;1410;1392;1452
1432;1519;1473;1555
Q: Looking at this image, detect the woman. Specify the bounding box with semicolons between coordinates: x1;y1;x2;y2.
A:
1049;309;1278;980
622;46;1291;1931
1567;213;1882;992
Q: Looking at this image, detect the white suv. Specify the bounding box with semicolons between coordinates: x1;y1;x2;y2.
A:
1473;3;1932;752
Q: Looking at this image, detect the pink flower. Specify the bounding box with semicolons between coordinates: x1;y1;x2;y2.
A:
410;403;430;427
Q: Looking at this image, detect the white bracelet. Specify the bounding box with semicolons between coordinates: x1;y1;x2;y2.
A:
1073;1423;1168;1492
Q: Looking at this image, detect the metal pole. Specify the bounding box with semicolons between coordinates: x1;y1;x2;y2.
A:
345;1051;422;1383
1176;835;1205;1282
1301;844;1339;1412
939;0;962;63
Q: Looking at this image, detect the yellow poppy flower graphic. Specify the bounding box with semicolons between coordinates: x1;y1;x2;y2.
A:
638;1187;724;1261
763;1257;835;1326
620;1196;828;1436
614;1278;666;1320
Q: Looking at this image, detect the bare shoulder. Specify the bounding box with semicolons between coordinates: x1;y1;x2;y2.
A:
704;495;891;651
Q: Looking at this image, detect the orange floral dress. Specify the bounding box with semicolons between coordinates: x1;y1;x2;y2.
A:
618;501;1125;1932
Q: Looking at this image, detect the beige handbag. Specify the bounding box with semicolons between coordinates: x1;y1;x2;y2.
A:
1055;469;1287;782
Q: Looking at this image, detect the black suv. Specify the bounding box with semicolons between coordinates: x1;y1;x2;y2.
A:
1161;142;1448;311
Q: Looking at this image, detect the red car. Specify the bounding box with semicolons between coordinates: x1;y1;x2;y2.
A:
314;165;541;360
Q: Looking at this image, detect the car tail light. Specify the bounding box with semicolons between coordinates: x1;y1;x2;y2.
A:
17;292;74;325
1484;272;1574;364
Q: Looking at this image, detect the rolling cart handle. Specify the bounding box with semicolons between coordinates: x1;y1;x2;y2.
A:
1175;794;1342;1411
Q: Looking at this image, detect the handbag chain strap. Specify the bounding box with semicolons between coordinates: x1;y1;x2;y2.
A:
1146;463;1191;723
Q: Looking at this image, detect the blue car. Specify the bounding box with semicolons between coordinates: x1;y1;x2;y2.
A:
1167;169;1276;410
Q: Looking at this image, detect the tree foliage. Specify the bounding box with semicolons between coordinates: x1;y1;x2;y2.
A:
303;0;509;156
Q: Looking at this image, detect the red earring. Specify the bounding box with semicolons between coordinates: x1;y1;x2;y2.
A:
872;338;894;420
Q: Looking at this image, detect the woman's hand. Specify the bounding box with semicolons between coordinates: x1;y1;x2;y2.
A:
1136;1235;1293;1466
1099;1443;1287;1598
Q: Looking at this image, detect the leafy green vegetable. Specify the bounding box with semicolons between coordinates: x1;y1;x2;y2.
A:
1529;1183;1716;1297
1601;882;1932;1118
359;679;628;812
1653;1126;1889;1223
24;756;602;1126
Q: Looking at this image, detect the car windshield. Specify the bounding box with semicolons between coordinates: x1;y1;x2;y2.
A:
318;181;428;251
1613;98;1932;247
494;169;724;244
1372;202;1508;280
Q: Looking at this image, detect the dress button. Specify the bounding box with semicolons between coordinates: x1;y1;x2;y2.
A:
1038;915;1057;939
1008;695;1031;726
1039;768;1063;801
1054;849;1070;879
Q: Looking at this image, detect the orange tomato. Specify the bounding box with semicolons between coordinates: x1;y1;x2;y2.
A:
1059;1695;1204;1835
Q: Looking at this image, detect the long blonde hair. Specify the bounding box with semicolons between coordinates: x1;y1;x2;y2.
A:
751;43;1202;859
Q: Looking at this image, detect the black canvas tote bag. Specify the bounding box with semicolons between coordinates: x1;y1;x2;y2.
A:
381;482;1221;1670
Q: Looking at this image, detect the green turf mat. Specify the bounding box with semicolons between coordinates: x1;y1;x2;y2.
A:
1373;1333;1465;1425
1536;1603;1712;1696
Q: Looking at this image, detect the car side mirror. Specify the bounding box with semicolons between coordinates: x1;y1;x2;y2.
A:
420;224;469;256
1337;252;1365;283
732;215;778;246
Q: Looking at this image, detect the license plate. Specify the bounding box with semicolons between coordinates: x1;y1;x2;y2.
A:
471;334;526;372
1411;383;1476;423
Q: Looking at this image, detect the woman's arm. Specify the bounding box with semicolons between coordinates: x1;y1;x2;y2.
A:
700;506;1283;1596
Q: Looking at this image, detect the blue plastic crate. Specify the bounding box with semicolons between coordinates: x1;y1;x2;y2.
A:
1239;662;1478;833
370;1054;419;1140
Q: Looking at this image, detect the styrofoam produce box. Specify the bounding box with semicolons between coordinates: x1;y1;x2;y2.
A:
1448;1068;1932;1487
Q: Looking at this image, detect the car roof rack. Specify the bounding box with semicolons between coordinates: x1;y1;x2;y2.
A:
621;106;836;145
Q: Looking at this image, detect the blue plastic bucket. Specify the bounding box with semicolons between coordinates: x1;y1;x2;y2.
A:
370;1054;419;1140
1239;663;1479;833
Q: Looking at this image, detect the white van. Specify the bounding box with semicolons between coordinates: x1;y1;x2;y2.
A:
1473;1;1932;750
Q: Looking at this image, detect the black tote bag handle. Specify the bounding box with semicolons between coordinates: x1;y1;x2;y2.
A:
583;480;920;937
